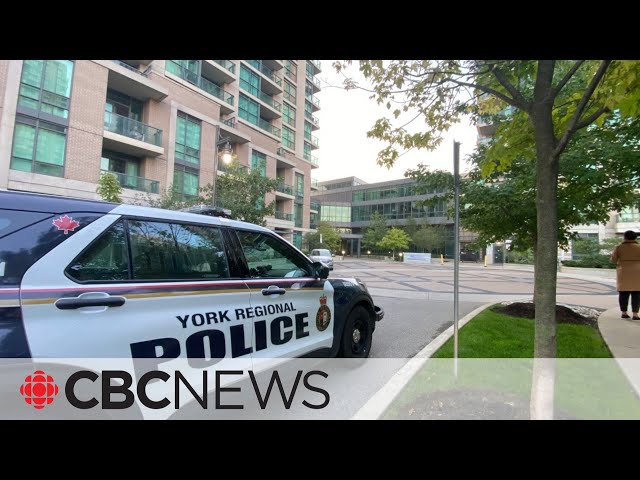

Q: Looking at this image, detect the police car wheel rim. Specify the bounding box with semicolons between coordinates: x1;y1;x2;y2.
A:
351;317;368;354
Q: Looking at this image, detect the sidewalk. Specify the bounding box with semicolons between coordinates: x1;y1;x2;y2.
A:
598;308;640;398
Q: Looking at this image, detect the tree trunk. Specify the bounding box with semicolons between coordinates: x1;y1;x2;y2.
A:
530;102;559;420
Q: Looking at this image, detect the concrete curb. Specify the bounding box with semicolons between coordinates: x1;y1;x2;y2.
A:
350;302;495;420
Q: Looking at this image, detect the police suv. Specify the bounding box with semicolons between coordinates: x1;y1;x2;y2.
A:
0;191;383;370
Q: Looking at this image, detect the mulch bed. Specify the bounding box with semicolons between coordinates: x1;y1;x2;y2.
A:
491;302;598;327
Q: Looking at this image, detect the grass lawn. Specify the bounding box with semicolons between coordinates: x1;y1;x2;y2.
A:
384;306;640;420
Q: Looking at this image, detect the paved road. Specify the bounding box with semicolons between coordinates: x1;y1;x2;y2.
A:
176;260;618;419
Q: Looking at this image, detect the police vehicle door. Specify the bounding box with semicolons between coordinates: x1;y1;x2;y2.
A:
20;215;253;396
232;230;333;369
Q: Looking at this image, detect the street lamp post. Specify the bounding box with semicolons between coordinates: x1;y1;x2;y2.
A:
212;124;233;207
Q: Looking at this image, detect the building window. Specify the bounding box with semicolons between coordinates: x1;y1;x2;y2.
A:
282;126;295;150
294;204;303;228
105;89;143;122
304;121;313;140
251;150;267;177
240;65;260;97
18;60;74;119
239;93;260;126
304;100;313;117
306;62;314;78
10;115;66;177
305;80;314;98
173;165;200;198
284;80;297;104
292;231;302;249
295;173;304;199
303;142;311;160
283;102;296;127
284;60;297;82
175;112;201;166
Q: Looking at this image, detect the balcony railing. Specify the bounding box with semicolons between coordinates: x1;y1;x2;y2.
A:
258;91;281;111
303;152;319;166
213;60;236;75
101;170;159;194
309;223;318;230
304;111;320;126
167;61;234;106
310;201;320;211
304;132;320;147
103;111;163;146
305;93;320;108
199;76;235;106
274;210;293;221
311;178;319;189
222;117;236;128
309;60;322;71
258;117;281;137
276;180;294;195
112;60;149;77
247;61;282;86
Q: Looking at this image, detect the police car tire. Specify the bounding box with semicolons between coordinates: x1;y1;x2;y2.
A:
339;305;374;358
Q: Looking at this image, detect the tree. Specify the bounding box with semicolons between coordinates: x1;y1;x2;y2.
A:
96;172;122;203
201;160;280;226
138;184;204;211
412;225;446;253
406;115;640;253
403;215;419;239
304;222;342;253
337;59;640;419
378;227;410;260
362;211;387;251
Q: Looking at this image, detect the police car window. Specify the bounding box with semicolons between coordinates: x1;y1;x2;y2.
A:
128;220;230;280
236;230;311;278
66;221;129;282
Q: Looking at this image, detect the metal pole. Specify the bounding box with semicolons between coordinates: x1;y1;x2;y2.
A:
212;126;219;207
453;140;460;376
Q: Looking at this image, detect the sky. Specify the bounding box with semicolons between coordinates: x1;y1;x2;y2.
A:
312;60;479;184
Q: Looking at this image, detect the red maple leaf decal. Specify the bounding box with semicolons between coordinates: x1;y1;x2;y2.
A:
52;215;80;235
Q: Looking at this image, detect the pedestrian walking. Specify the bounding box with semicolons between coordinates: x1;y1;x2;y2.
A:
611;230;640;319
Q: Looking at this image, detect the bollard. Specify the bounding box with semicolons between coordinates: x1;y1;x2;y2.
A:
440;254;444;265
484;255;487;267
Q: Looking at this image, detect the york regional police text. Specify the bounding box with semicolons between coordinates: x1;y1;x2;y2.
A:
130;302;313;366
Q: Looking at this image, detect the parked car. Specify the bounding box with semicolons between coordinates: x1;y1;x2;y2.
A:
309;248;334;270
0;191;383;418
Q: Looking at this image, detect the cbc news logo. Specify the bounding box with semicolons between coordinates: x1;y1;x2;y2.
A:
19;370;59;410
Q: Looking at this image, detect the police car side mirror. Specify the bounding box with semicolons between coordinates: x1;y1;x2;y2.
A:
313;261;329;279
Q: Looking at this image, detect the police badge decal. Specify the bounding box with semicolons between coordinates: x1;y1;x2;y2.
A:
316;295;331;332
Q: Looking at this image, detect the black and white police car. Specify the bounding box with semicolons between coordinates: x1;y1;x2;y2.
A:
0;191;383;368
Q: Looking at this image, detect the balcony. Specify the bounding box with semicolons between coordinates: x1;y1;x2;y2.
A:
103;111;164;157
102;170;159;194
306;93;321;111
202;60;237;85
274;210;293;221
305;111;320;130
244;61;282;95
310;201;320;212
307;74;321;93
258;117;281;137
309;60;322;75
166;61;235;114
275;180;294;197
214;60;236;74
263;60;284;71
304;132;320;149
303;151;319;168
310;178;319;190
98;60;168;101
